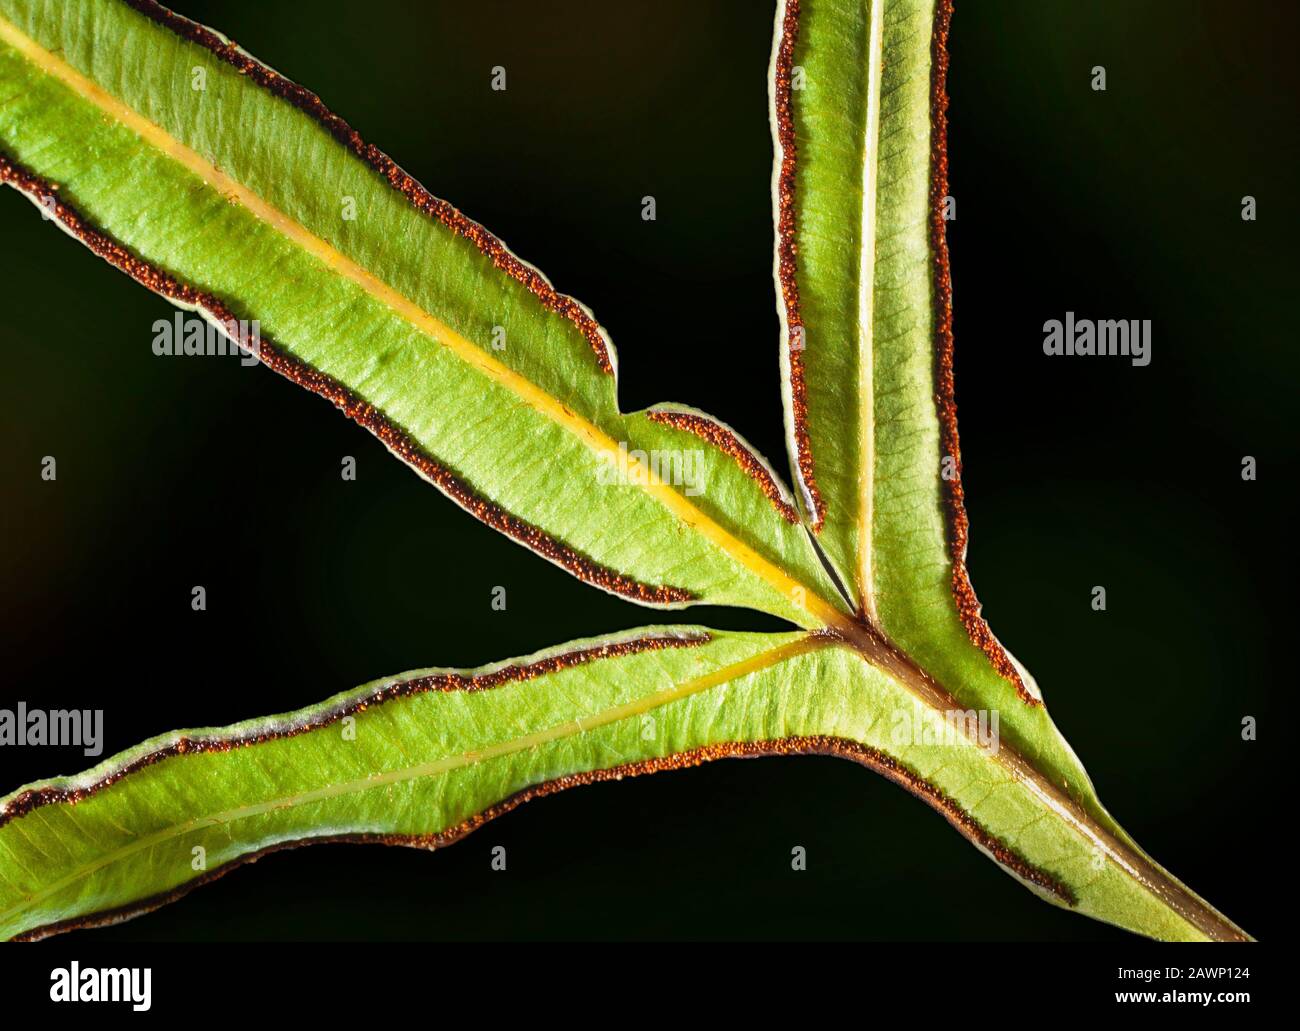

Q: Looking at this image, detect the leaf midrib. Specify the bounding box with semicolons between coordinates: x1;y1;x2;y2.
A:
855;0;885;620
0;13;849;630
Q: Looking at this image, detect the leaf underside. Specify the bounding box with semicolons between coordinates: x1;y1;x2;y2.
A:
0;0;1249;941
0;627;1200;942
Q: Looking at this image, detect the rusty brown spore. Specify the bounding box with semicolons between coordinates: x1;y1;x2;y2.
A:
120;0;615;374
0;630;710;830
646;409;800;523
12;732;1073;940
0;152;693;609
773;0;823;531
927;2;1035;705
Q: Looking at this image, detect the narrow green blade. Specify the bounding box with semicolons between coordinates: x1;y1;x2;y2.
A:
0;0;846;627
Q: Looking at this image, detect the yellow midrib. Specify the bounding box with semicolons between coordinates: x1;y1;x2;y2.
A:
0;637;820;928
854;0;885;621
0;14;848;630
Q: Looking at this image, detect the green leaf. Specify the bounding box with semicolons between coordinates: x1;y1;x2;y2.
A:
0;627;1231;942
771;0;1098;844
0;628;793;940
0;0;846;629
0;0;1252;941
773;0;1027;689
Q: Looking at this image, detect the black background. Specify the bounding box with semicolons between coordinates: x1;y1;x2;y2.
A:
0;0;1292;942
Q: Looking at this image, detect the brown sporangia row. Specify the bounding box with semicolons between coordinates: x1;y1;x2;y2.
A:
772;0;824;532
122;0;617;374
13;732;1072;940
926;1;1035;705
0;153;694;607
0;630;711;830
646;408;801;523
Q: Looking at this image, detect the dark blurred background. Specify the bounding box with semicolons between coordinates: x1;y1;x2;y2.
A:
0;0;1291;941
